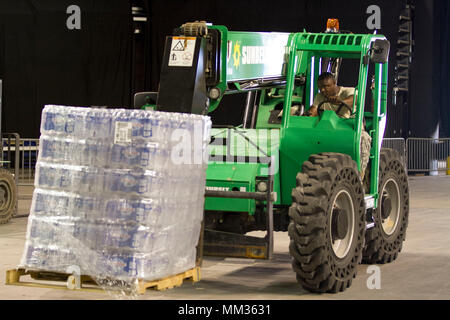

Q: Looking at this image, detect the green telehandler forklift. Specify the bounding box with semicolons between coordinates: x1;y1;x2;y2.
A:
135;20;409;293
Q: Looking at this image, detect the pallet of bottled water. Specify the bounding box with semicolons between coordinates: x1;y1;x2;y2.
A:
20;105;211;283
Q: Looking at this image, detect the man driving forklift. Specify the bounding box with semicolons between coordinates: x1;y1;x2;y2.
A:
308;72;372;180
308;72;355;117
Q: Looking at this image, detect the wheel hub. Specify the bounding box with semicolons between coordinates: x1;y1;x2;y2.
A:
380;178;401;236
329;189;355;259
0;183;10;211
381;195;392;220
332;208;348;240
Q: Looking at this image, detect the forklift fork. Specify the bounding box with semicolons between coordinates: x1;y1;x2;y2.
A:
203;165;275;260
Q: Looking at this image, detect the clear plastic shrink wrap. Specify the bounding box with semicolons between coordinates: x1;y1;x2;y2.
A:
20;105;211;284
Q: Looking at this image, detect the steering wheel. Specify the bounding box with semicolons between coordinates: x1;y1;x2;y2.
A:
317;100;353;117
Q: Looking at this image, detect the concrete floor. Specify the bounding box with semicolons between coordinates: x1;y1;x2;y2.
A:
0;175;449;300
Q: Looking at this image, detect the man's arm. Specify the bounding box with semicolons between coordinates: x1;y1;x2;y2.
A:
308;95;353;117
328;95;354;109
308;105;318;116
342;95;354;109
308;93;323;117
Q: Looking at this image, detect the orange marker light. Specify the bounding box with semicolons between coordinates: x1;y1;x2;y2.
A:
326;19;340;33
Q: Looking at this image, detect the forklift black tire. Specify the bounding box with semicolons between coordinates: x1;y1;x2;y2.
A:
288;153;366;293
362;148;409;264
0;169;17;225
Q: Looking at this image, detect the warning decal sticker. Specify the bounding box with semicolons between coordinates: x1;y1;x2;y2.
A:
168;37;196;67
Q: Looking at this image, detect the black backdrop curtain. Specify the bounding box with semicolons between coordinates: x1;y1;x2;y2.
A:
439;0;450;137
0;0;133;138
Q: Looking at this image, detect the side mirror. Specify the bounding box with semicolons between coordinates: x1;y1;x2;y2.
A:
134;92;158;109
370;39;390;64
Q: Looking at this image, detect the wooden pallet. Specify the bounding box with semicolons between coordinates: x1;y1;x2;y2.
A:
136;267;200;294
5;267;201;295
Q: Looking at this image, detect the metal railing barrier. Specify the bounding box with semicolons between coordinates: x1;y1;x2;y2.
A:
381;137;407;169
406;138;450;174
2;135;39;201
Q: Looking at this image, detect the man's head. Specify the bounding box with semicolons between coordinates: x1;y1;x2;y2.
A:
317;72;338;98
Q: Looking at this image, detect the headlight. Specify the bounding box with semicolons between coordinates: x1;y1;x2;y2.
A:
209;87;221;100
256;181;268;192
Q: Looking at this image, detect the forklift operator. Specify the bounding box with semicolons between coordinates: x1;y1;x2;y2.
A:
308;72;355;118
308;72;372;180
